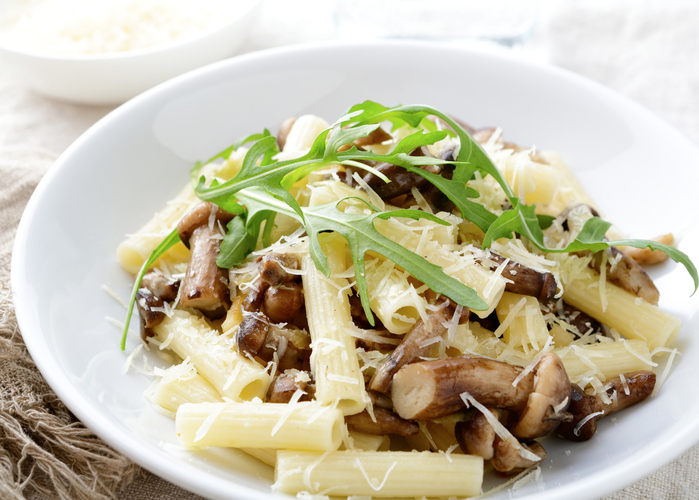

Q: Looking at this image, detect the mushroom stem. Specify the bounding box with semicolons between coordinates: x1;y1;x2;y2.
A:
557;370;656;441
345;408;419;437
267;370;309;403
492;439;546;473
487;252;557;302
368;305;455;395
361;147;439;200
177;202;234;319
390;357;535;420
455;409;501;460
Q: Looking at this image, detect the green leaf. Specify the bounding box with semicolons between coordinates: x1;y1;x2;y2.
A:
482;199;546;249
236;188;488;324
121;229;181;350
217;216;257;268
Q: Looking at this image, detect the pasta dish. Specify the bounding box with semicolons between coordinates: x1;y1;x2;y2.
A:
115;101;695;498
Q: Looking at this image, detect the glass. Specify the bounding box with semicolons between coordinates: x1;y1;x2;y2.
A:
335;0;539;47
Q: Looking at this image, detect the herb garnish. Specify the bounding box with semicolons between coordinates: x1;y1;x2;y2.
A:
119;101;697;349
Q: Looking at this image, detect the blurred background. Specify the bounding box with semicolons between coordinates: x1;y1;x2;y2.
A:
0;0;697;499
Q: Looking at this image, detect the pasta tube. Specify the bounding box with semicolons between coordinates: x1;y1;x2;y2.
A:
273;450;483;497
562;267;681;351
176;402;343;451
301;234;367;415
153;310;270;401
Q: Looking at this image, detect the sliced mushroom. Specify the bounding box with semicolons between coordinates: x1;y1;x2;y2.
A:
510;353;572;439
369;391;394;411
338;127;393;152
136;271;181;337
136;289;165;339
264;282;304;324
391;356;535;420
177;202;235;319
236;311;270;357
455;409;501;460
618;233;673;266
243;253;300;313
345;407;418;437
492;438;546;473
557;370;656;441
362;147;440;200
368;305;456;395
258;325;311;372
267;370;309;403
486;252;557;302
559;204;660;305
260;253;300;285
141;272;180;301
589;246;660;305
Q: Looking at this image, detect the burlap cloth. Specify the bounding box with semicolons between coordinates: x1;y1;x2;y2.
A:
1;2;698;499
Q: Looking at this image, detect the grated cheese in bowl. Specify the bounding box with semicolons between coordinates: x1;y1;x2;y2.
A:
0;0;236;55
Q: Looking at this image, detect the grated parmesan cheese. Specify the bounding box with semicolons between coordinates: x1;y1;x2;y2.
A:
573;410;604;437
353;458;398;492
193;402;229;443
0;0;233;56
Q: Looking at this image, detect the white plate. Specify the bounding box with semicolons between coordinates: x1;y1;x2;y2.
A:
11;41;699;499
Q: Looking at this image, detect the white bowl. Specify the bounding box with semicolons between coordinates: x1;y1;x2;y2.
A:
0;0;261;105
11;41;699;499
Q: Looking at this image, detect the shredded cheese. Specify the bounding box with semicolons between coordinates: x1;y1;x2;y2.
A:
193;402;229;443
271;389;305;436
573;411;604;437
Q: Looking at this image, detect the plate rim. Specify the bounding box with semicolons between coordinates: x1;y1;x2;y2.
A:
11;39;699;500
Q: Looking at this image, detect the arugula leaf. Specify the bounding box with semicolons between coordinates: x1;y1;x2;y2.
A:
120;229;180;350
236;188;488;324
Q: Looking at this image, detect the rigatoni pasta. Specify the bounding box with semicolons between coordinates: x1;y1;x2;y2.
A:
119;102;692;498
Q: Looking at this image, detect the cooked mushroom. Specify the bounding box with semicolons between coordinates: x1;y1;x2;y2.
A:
491;438;546;473
136;289;165;338
618;233;673;266
486;252;557;302
361;147;440;200
345;407;419;437
391;356;535;420
177;202;235;318
338;127;393;152
136;271;181;337
141;271;179;301
277;117;297;151
368;305;457;395
589;246;660;305
510;353;572;439
243;252;300;313
559;204;660;305
264;282;304;324
258;325;311;372
236;311;270;357
267;370;309;403
557;370;656;441
455;408;501;460
369;391;394;411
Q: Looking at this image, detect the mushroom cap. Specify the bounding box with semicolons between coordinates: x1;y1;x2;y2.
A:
511;353;571;439
177;202;235;248
455;409;500;460
491;438;546;473
555;384;598;441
